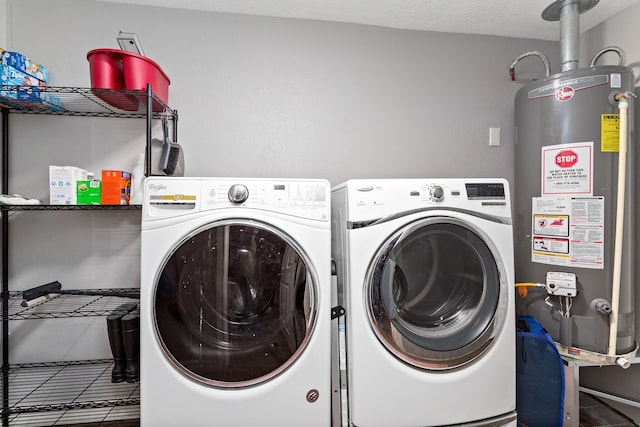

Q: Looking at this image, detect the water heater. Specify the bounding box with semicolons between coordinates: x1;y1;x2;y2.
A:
513;0;636;356
514;65;636;354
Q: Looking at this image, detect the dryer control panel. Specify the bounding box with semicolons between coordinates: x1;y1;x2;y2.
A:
337;178;510;223
464;182;506;200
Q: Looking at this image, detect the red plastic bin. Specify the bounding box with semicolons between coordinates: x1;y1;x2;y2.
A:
87;49;125;89
87;48;138;111
121;51;170;111
87;48;170;112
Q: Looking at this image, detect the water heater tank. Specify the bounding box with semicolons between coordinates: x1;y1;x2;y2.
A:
514;65;636;354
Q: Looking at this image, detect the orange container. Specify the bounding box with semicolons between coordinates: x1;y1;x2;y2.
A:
101;170;131;205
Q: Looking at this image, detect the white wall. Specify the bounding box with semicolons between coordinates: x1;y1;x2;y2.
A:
6;0;560;188
580;2;640;82
0;0;6;48
2;1;560;361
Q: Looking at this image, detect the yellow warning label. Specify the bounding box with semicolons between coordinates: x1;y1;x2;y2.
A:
601;114;620;152
149;194;196;201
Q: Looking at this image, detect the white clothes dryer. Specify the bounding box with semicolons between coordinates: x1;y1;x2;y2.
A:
140;177;331;427
331;178;516;427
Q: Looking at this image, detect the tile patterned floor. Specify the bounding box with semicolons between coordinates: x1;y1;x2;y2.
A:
55;421;139;427
579;392;638;427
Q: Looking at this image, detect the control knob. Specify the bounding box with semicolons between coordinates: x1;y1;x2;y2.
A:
228;184;249;204
429;185;444;202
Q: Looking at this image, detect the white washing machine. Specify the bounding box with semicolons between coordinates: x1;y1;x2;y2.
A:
140;177;332;427
331;178;516;427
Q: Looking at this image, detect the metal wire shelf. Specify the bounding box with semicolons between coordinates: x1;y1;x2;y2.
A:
0;204;141;211
8;292;139;320
2;204;142;211
1;84;167;427
1;359;139;425
0;85;174;119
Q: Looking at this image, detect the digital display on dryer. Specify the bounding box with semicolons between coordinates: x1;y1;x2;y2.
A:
465;183;505;200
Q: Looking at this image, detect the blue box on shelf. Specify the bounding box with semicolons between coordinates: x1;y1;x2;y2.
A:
0;48;49;83
0;64;45;87
0;82;62;110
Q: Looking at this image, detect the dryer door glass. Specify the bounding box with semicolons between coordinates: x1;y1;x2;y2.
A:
153;220;317;387
367;217;506;370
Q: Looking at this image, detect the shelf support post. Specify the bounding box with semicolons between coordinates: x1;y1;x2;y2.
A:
2;107;10;427
145;84;153;177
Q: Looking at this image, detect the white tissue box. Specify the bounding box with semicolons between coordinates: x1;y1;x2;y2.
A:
49;166;87;205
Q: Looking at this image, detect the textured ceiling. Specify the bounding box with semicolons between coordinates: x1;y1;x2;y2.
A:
97;0;640;40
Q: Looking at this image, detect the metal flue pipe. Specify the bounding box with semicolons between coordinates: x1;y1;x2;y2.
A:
542;0;600;72
559;1;579;71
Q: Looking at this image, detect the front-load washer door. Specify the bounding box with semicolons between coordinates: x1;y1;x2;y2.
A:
153;219;318;388
366;216;508;370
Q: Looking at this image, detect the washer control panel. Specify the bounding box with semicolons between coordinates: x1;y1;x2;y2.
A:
143;178;329;222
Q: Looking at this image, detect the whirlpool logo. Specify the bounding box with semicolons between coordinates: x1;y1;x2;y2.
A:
148;183;168;192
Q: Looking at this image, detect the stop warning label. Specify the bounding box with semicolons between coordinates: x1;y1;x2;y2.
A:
555;150;578;168
542;142;593;196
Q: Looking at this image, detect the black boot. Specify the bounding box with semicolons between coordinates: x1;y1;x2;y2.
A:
106;303;137;383
107;313;127;383
122;309;140;383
